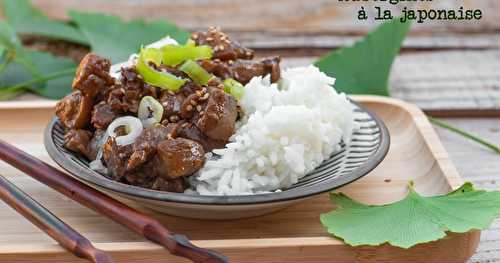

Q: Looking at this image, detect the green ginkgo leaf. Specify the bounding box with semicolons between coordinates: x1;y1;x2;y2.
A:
2;0;88;44
321;182;500;249
314;18;410;96
69;11;190;63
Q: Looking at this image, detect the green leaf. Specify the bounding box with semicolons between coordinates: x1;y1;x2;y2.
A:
0;21;33;63
0;51;76;99
321;182;500;249
0;21;74;100
69;11;190;63
314;18;410;96
26;51;76;99
0;21;40;83
0;57;35;87
2;0;88;44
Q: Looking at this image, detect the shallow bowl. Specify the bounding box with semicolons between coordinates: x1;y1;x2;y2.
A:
44;102;389;219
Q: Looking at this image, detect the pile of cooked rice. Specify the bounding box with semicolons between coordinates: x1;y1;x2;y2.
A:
187;65;356;195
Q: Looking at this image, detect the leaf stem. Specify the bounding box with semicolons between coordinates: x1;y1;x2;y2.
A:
428;116;500;154
6;67;76;90
0;67;76;100
0;52;14;75
0;86;25;100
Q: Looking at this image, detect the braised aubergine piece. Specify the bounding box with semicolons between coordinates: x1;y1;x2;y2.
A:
176;122;227;152
72;53;114;96
195;87;238;141
127;124;172;171
56;53;115;129
64;129;92;159
191;27;254;61
199;56;281;85
55;91;94;129
154;138;205;179
107;67;157;114
102;138;133;182
91;102;119;130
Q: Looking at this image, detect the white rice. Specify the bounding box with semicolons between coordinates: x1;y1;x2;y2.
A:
188;65;356;195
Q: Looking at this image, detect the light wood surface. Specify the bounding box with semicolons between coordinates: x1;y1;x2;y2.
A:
433;118;500;263
281;51;500;114
2;0;500;112
0;96;479;262
21;0;500;35
0;0;493;53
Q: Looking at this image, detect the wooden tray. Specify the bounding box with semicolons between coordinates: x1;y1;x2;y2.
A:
0;96;479;263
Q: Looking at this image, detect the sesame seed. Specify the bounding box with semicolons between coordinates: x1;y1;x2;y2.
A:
201;87;207;93
196;105;202;112
181;122;189;128
199;110;205;115
192;33;199;39
213;46;219;52
245;51;252;57
219;45;225;51
196;91;203;97
217;84;224;89
190;100;197;106
186;105;193;111
206;37;213;41
168;90;175;95
162;102;169;107
136;74;143;80
228;60;234;65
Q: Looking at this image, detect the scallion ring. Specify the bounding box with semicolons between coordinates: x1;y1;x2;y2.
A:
106;116;143;146
138;96;164;128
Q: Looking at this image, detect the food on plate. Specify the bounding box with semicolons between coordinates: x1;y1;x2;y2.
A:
55;27;355;195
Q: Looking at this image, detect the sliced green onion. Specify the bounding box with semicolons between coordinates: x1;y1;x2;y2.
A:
223;78;245;100
179;59;214;86
106;116;143;146
161;42;212;66
186;39;196;46
138;96;164;128
136;47;186;91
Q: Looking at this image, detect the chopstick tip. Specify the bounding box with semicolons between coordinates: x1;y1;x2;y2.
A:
91;250;114;263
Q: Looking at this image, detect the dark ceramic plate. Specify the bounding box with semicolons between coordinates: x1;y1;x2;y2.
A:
44;102;390;219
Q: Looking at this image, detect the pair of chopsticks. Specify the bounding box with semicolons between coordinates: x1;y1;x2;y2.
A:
0;174;113;263
0;139;229;263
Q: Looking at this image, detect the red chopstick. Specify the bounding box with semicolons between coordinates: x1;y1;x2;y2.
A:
0;139;229;263
0;174;113;263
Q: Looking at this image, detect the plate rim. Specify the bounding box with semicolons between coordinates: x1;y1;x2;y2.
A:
44;101;390;206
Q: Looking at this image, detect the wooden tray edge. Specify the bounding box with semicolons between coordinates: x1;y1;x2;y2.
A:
0;100;56;110
0;232;480;263
355;95;464;189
